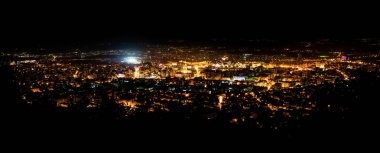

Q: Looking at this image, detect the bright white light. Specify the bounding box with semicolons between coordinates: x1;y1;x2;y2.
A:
117;74;125;78
122;57;140;64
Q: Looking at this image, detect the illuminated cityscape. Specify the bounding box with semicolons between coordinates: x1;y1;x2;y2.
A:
2;7;380;144
2;41;380;135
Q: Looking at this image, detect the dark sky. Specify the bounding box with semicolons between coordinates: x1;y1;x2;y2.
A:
1;3;380;49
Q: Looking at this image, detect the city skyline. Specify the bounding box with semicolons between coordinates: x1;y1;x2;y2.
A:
1;4;380;145
2;42;379;136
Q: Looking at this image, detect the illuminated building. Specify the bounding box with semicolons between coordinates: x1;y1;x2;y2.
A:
218;95;224;110
341;56;347;61
134;66;140;78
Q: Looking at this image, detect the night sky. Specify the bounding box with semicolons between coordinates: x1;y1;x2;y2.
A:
1;3;380;49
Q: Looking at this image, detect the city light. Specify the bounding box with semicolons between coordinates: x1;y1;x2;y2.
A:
117;74;126;78
3;38;379;137
122;57;141;64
